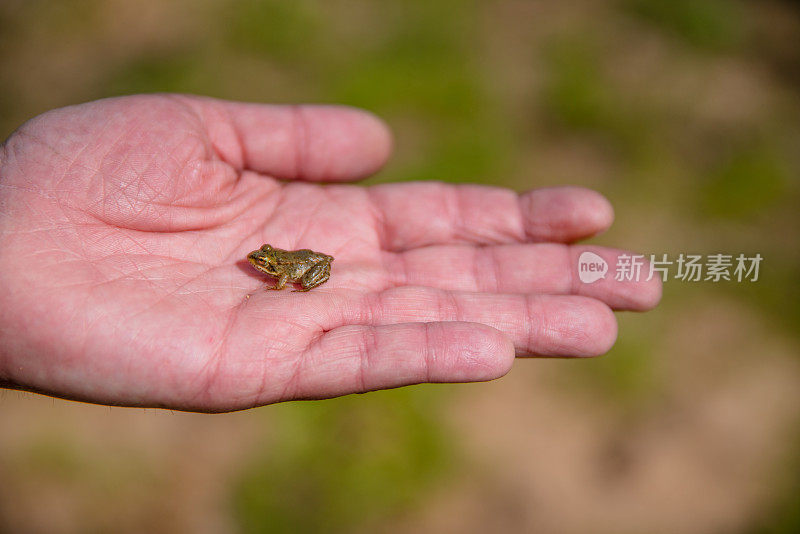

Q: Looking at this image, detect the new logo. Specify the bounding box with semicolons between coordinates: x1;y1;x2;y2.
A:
578;251;608;284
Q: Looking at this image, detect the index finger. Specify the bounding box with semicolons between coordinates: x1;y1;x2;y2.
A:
369;183;614;251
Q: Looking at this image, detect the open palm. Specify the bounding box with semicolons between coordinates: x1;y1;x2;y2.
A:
0;95;660;411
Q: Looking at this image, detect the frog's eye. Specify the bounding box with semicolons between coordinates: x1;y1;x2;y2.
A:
261;244;272;252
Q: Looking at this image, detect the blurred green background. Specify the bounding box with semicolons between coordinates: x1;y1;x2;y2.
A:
1;1;799;533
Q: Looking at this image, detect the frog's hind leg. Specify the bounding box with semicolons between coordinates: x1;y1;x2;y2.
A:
297;262;331;291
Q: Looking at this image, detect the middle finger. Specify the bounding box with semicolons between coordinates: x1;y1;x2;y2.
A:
384;244;662;311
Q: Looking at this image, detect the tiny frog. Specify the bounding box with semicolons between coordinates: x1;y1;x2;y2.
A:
247;244;333;292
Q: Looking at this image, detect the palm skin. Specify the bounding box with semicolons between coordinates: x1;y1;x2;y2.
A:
0;95;660;412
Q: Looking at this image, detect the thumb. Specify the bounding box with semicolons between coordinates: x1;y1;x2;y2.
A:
184;96;394;182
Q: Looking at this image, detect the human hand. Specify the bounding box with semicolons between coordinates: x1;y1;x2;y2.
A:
0;95;660;412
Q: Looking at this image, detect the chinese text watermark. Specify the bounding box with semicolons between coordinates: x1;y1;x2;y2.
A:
578;252;762;284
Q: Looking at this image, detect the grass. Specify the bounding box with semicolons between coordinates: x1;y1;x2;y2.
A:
232;388;450;534
624;0;746;51
700;142;790;221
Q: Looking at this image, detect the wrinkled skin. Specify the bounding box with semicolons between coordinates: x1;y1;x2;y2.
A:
0;95;661;412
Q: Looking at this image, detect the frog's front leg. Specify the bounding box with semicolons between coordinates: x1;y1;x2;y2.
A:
296;262;331;291
268;273;289;290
